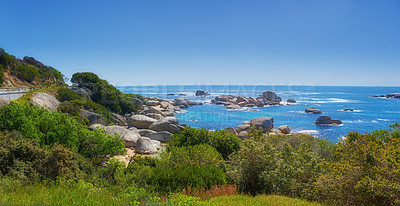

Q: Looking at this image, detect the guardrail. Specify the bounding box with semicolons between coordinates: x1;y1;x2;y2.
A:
0;87;30;100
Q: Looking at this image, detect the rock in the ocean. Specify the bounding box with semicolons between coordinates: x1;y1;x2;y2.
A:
386;93;400;99
105;125;141;147
277;125;291;134
80;109;107;125
127;115;158;129
135;137;158;154
195;90;210;96
342;109;354;112
287;99;296;103
172;98;189;108
226;104;242;110
305;107;323;114
250;116;274;132
149;117;181;134
30;92;60;112
147;131;173;143
262;91;281;102
315;115;342;125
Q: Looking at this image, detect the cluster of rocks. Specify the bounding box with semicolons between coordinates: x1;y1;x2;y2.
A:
315;115;342;125
211;91;296;110
372;93;400;99
28;92;202;155
224;116;291;139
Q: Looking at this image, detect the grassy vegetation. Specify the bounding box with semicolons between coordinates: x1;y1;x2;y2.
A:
206;195;323;206
12;87;61;106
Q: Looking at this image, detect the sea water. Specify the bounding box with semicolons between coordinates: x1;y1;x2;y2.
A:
117;85;400;143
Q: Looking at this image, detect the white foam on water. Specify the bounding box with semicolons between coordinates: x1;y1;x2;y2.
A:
342;120;378;124
175;110;187;113
293;130;319;135
289;111;306;114
338;109;363;112
377;118;391;122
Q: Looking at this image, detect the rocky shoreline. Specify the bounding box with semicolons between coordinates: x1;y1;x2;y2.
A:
26;88;348;156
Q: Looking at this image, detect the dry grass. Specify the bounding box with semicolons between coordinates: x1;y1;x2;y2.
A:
182;185;239;200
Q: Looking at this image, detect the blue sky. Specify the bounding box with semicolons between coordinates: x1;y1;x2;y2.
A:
1;0;399;86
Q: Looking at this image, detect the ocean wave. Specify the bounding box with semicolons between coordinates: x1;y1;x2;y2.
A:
300;98;357;104
342;120;378;124
288;111;306;114
293;129;319;135
377;118;392;122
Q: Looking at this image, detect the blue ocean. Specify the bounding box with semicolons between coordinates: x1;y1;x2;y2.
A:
117;85;400;143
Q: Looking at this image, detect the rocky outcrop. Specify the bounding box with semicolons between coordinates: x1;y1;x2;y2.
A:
238;131;249;140
127;115;158;129
30;92;60;112
80;109;107;125
172;98;189;108
305;107;323;114
146;100;160;106
287;99;296;104
104;125;140;147
372;93;400;99
135;137;158;154
88;123;106;130
250;116;274;132
147;131;173;143
71;87;92;100
137;129;156;136
149;117;181;134
235;123;251;133
315;115;342;125
195;90;210;96
342;109;354;112
23;56;46;68
212;91;286;110
0;99;10;107
144;113;163;120
277;125;291;134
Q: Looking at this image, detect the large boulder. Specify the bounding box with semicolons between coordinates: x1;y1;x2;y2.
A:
80;109;107;125
112;113;128;126
146;100;160;106
238;131;249;140
172;98;189;108
226;104;242;110
132;98;143;110
277;125;291;134
305;107;323;114
287;99;296;103
135;137;158;154
144;113;163;120
250;116;274;132
137;129;156;136
30;92;60;112
235;123;251;133
195;90;209;96
71;87;92;100
88;124;106;130
386;93;400;99
0;99;10;107
224;127;238;136
147;131;173;143
262;91;281;102
149;117;180;133
143;108;165;116
105;125;141;147
315;115;342;125
127;115;158;129
160;101;173;109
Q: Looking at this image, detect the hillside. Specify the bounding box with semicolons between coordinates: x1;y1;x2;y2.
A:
0;47;65;87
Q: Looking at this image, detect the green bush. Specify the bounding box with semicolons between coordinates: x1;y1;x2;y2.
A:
58;100;84;119
0;130;91;182
305;123;400;205
13;64;39;83
227;127;335;196
57;88;82;102
0;47;16;67
169;127;241;159
0;103;125;164
71;72;144;115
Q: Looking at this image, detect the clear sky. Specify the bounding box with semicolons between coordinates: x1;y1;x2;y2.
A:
1;0;399;86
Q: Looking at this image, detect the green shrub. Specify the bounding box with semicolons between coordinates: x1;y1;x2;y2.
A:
0;64;4;84
0;103;125;164
0;47;16;67
227;127;335;196
13;64;39;83
58;99;84;119
0;131;91;182
57;88;82;102
71;72;144;115
305;123;400;205
169;127;241;159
